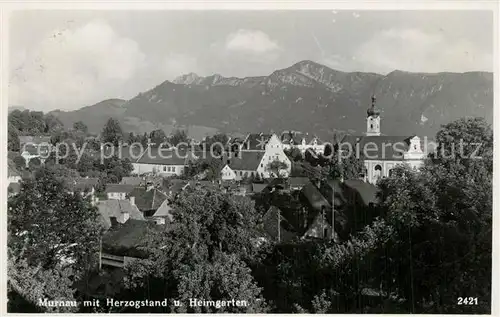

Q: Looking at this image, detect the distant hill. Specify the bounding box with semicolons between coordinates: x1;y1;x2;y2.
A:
49;60;493;140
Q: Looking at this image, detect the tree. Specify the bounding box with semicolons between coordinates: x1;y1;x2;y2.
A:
149;129;167;146
168;129;189;147
8;123;20;152
73;121;88;134
284;147;303;162
374;117;493;313
27;157;42;170
13;155;26;171
101;118;123;146
267;160;288;178
8;167;103;270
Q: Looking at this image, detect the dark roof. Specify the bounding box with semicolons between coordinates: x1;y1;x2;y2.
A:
281;131;304;145
340;135;414;161
321;180;348;207
104;184;136;194
261;206;297;243
343;179;379;205
136;146;189;165
101;219;164;257
102;145;145;162
120;176;144;186
289;177;310;187
251;183;268;193
228;151;264;171
65;177;99;192
129;187;167;211
243;133;272;151
97;199;145;230
301;182;331;211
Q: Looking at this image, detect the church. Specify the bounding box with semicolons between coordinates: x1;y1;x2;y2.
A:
341;96;426;184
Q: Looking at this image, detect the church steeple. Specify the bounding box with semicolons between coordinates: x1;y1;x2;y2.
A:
366;95;381;136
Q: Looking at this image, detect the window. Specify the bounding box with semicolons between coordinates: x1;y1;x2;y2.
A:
370;124;373;129
374;164;382;180
163;166;167;172
388;169;394;177
261;163;263;168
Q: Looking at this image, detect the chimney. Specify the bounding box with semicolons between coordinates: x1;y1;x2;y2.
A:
129;196;135;206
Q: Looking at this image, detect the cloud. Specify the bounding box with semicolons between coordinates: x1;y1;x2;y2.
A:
163;54;201;79
355;28;492;74
9;20;146;110
224;29;280;54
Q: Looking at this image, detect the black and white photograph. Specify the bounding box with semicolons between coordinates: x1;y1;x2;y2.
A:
4;2;496;314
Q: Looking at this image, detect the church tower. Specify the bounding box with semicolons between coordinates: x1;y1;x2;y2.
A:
366;95;381;136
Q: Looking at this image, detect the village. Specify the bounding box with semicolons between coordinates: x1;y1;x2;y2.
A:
7;97;430;270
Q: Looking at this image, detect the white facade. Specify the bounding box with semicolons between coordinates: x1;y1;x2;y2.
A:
221;165;237;181
132;163;185;176
364;137;425;184
107;192;127;200
258;134;292;178
8;175;21;184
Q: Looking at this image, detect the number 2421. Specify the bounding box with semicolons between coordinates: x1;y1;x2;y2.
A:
457;297;478;305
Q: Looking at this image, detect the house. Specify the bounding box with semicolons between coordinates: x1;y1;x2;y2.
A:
281;131;326;154
261;206;298;243
97;198;145;230
120;177;144;186
65;177;99;205
221;134;292;180
105;184;136;200
299;181;337;240
288;177;310;191
151;199;174;225
131;146;191;176
100;219;164;268
340;96;426;184
128;186;168;217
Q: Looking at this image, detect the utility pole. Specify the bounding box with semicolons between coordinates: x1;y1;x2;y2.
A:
277;208;281;243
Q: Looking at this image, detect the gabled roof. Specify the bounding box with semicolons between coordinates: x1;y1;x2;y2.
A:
228;151;264;171
102;145;145;162
340;135;415;161
152;199;174;221
120;176;144;186
136;146;189;165
65;177;99;192
289;177;310;187
105;184;136;194
261;206;297;243
97;199;145;230
101;219;163;257
242;133;272;151
251;183;268;193
281;131;304;145
129;187;167;211
343;179;379;206
301;182;331;211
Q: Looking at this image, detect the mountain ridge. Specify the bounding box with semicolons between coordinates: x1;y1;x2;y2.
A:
49;60;493;140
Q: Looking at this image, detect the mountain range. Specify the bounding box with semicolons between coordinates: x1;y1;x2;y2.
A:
48;60;493;141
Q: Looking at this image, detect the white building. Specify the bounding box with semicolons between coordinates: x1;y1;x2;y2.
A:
130;146;193;177
280;131;326;155
222;133;291;180
341;96;426;184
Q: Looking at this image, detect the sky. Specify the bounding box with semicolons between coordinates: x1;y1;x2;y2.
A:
9;10;494;111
